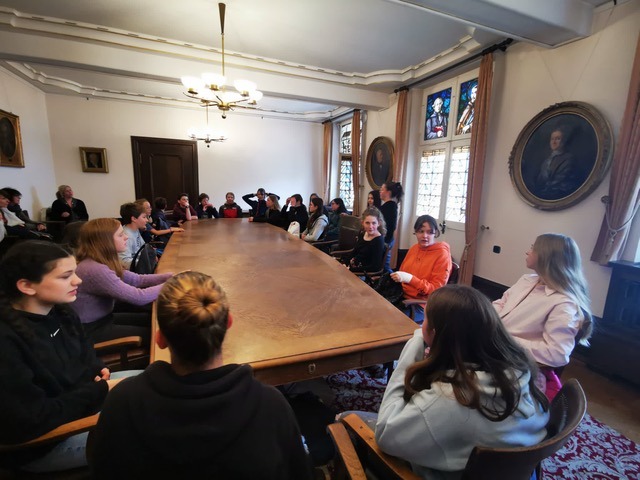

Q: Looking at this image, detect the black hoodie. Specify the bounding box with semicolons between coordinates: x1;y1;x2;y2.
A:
90;361;312;479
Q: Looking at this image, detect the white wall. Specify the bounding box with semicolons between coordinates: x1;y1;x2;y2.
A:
380;2;640;317
45;96;323;218
0;69;57;217
476;2;640;317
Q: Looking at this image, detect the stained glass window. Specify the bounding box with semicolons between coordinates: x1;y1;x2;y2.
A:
455;78;478;135
424;88;452;141
339;157;354;208
416;148;446;218
339;121;354;208
445;146;470;223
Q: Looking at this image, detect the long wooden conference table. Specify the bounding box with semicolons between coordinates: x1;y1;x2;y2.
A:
152;219;416;385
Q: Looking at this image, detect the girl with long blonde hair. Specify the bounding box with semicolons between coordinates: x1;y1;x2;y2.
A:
494;233;592;400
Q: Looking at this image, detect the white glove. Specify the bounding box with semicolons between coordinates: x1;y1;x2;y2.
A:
391;271;413;283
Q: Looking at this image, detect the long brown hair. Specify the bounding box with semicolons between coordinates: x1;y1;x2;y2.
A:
405;285;548;421
76;218;124;278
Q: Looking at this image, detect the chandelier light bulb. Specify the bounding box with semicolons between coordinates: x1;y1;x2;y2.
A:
202;72;226;90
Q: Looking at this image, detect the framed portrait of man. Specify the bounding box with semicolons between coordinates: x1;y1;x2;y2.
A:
0;109;25;168
424;88;451;141
365;137;394;189
80;147;109;173
509;102;613;211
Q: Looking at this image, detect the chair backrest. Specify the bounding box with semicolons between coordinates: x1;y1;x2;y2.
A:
461;378;586;480
448;261;460;284
337;215;361;251
60;221;86;250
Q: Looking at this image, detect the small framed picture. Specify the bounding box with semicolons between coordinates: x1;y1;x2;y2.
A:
0;109;25;168
365;136;394;189
80;147;109;173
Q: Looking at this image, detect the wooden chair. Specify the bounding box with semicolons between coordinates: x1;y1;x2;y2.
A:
328;379;586;480
94;336;149;372
0;414;99;479
403;261;459;322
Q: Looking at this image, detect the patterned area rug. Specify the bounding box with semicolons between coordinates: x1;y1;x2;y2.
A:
326;369;640;479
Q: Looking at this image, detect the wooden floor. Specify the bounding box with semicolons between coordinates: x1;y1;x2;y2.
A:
564;359;640;444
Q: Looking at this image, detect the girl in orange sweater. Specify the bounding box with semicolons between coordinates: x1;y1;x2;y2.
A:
391;215;452;299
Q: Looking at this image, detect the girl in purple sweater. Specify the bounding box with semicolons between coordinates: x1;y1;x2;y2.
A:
71;218;172;347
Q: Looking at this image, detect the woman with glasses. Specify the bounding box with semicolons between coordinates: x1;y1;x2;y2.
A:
391;215;451;301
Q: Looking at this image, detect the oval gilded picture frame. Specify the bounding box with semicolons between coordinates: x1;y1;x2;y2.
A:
508;101;613;211
365;136;395;189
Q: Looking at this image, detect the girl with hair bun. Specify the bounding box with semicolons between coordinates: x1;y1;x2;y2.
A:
494;233;592;400
91;272;313;479
0;241;120;472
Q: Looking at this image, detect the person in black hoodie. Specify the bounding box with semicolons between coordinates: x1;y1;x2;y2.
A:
242;188;280;218
91;271;313;479
281;193;309;232
0;241;118;473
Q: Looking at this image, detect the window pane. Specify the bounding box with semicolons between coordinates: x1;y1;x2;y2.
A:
340;122;352;154
339;156;354;208
445;146;470;223
416;149;445;219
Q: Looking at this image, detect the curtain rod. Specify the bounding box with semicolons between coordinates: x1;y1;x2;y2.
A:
394;38;513;93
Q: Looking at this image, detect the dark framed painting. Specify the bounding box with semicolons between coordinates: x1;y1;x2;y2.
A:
455;78;478;135
424;87;452;141
80;147;109;173
509;101;613;211
365;136;394;189
0;109;24;168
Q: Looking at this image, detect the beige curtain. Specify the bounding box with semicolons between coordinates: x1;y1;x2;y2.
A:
459;52;494;285
591;33;640;264
322;120;332;202
352;110;362;215
389;89;409;269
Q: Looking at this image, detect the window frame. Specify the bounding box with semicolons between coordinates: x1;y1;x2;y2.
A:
415;71;478;232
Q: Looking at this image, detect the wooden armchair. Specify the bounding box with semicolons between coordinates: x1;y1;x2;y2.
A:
328;379;586;480
0;414;99;479
94;336;149;372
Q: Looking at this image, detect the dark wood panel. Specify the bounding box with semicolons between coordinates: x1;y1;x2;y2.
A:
131;136;199;205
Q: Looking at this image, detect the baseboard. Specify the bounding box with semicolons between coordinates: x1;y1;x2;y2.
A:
471;275;508;301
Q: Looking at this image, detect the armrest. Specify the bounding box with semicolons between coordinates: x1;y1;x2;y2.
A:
331;248;354;257
327;422;367;480
0;414;100;452
402;299;427;307
339;414;421;480
94;336;142;352
311;239;338;247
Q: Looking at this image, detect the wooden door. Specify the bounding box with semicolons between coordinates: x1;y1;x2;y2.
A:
131;137;199;206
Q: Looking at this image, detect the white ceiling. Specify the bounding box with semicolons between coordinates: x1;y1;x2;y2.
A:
0;0;620;121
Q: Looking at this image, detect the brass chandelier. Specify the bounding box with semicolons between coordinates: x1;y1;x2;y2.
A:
181;3;262;119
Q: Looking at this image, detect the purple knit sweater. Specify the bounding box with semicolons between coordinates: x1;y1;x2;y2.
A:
72;258;172;324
